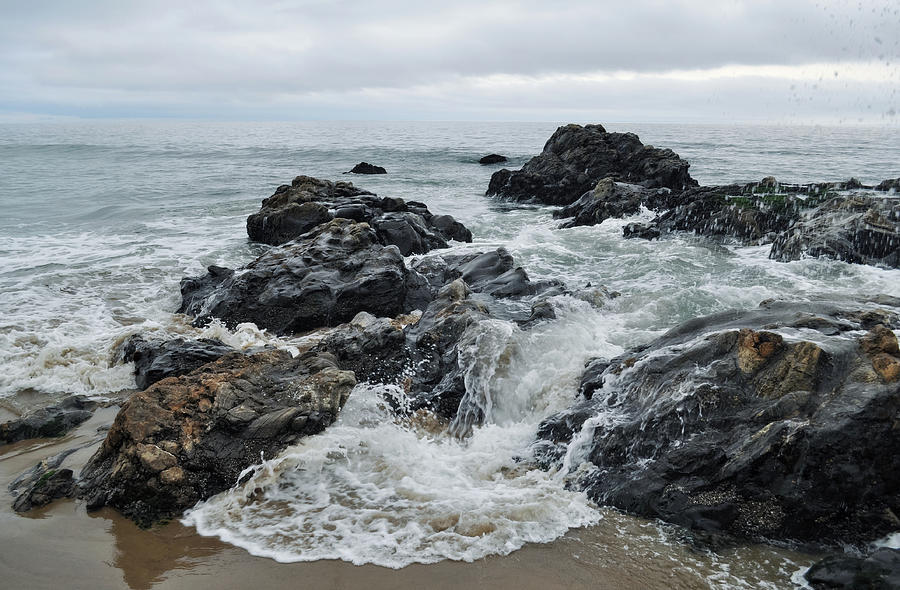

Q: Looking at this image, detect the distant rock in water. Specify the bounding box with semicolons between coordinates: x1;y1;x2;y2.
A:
122;335;236;390
535;298;900;548
486;123;696;206
770;195;900;268
78;348;356;526
348;162;387;174
479;154;507;164
246;175;471;251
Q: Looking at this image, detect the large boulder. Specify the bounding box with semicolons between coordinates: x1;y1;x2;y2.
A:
77;348;356;526
1;396;98;444
486;124;696;206
247;175;471;253
122;335;236;390
179;219;431;335
770;195;900;268
535;298;900;547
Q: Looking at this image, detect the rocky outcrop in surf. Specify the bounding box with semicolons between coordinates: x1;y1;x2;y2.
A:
486;124;696;206
348;162;387;174
1;396;98;444
479;154;507;164
536;297;900;548
77;348;356;526
122;335;237;390
247;175;471;251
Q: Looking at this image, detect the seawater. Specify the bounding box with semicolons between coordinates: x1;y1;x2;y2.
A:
1;121;899;585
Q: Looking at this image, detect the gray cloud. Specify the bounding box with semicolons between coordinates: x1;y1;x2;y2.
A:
0;0;897;120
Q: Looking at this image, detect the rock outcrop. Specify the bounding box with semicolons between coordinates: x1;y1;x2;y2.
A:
553;178;670;229
78;349;356;526
1;396;98;444
179;219;431;334
486;124;696;206
122;335;236;390
770;195;900;268
535;298;900;548
348;162;386;174
479;154;507;164
246;175;471;252
805;548;900;590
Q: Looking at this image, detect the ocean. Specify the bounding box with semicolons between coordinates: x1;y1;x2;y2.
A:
1;120;898;587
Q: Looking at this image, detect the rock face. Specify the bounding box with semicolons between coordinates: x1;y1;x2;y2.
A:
179;219;430;334
122;335;236;390
1;396;98;444
479;154;507;164
486;124;696;206
805;548;900;590
770;195;900;268
78;349;356;526
536;299;900;547
348;162;386;174
246;175;472;252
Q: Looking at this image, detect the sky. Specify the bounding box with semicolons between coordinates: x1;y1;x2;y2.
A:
0;0;898;123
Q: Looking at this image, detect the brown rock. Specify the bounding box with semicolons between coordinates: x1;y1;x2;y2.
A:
872;354;900;382
737;329;784;374
861;324;900;356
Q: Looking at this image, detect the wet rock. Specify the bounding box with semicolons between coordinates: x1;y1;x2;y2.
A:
316;312;416;385
179;219;429;335
805;548;900;590
77;348;356;526
479;154;507;164
486;123;696;206
1;396;98;444
623;222;661;240
770;195;900;268
246;175;471;252
554;178;670;228
348;162;387;174
876;178;900;193
122;335;236;390
12;468;75;512
538;298;900;547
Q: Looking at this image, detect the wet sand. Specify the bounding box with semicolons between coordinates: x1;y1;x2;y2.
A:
1;408;815;590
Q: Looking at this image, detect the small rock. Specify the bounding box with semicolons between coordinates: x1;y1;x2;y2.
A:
348;162;387;174
479;154;507;164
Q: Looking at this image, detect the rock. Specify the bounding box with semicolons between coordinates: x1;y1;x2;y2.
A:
348;162;387;174
1;396;98;444
486;124;696;206
770;195;900;268
122;335;236;390
179;219;431;335
12;468;75;512
77;348;356;526
805;548;900;590
877;178;900;193
554;178;671;229
479;154;507;164
536;298;900;547
623;222;661;240
246;175;471;252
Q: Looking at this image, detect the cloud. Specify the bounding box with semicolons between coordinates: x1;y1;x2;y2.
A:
0;0;897;120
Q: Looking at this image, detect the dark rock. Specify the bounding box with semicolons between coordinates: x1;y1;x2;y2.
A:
348;162;387;174
122;335;236;390
1;396;98;444
876;178;900;193
623;222;661;240
246;175;471;253
554;178;671;228
179;219;427;335
486;124;696;206
770;195;900;268
316;312;415;386
12;468;75;512
77;348;356;526
479;154;508;164
805;548;900;590
537;299;900;547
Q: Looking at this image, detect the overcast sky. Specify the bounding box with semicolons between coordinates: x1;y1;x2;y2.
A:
1;0;897;123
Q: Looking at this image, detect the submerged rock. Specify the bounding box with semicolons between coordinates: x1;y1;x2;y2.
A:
537;298;900;548
122;335;236;390
770;195;900;268
1;396;98;444
180;219;429;334
246;175;471;252
78;349;356;526
479;154;507;164
486;123;695;206
348;162;387;174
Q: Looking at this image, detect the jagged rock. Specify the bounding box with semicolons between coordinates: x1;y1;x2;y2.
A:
77;348;356;526
479;154;507;164
179;219;432;335
623;222;661;240
12;468;75;512
486;123;696;206
877;178;900;193
554;178;670;228
805;548;900;590
246;175;471;253
1;396;97;444
535;299;900;547
348;162;387;174
122;335;236;390
770;195;900;268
